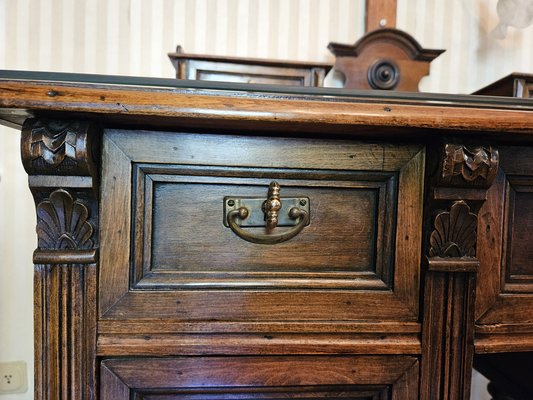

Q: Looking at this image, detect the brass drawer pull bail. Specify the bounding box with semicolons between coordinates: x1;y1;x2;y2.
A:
225;181;309;245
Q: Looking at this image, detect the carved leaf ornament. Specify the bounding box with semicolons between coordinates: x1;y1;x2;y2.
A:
36;189;94;249
30;120;78;166
429;201;477;258
442;145;498;184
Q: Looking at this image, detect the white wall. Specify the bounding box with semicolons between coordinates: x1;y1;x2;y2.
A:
1;1;532;399
398;0;533;93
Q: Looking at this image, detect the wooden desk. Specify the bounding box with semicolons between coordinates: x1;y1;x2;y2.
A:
1;71;532;400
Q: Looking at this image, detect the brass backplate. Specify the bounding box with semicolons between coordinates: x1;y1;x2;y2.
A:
223;197;310;228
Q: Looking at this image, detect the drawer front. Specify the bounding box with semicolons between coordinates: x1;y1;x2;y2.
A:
99;131;424;325
100;356;419;399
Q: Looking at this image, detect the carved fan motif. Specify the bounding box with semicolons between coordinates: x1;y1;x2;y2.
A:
429;201;477;258
36;189;94;249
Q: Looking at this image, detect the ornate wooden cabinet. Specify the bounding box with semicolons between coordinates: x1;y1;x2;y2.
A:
168;45;331;86
474;73;533;99
1;71;532;399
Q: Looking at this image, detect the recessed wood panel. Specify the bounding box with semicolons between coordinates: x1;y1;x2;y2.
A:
137;388;389;400
196;70;305;86
133;164;396;290
505;187;533;282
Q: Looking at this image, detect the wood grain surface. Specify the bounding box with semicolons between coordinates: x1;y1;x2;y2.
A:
475;145;533;338
1;79;533;135
100;356;419;399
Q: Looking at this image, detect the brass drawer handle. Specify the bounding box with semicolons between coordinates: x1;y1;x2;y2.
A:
227;206;308;245
224;182;310;245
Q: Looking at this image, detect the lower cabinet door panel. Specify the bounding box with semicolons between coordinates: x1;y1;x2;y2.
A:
100;356;419;399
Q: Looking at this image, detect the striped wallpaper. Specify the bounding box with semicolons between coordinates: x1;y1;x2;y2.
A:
398;0;533;93
3;0;365;77
2;0;531;91
1;1;532;399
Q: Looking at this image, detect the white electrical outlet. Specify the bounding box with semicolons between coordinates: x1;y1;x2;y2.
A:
0;361;28;394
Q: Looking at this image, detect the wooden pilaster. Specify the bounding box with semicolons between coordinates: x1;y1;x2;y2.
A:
420;144;499;400
21;119;100;400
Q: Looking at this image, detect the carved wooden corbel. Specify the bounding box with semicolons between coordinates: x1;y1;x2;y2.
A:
427;143;499;263
21;118;99;400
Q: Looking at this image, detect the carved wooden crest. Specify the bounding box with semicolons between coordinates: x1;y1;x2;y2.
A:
36;189;94;250
328;28;444;91
429;201;477;258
